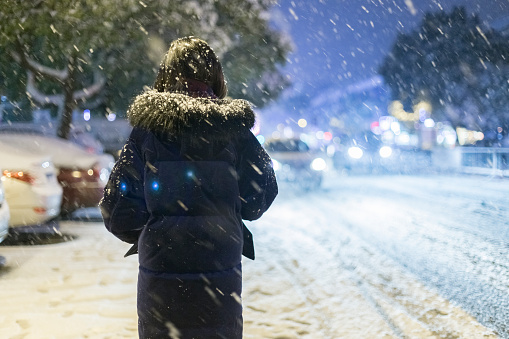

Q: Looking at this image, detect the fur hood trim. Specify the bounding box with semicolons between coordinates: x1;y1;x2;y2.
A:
127;90;255;139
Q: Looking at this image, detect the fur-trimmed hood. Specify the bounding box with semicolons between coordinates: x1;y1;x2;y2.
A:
127;90;255;140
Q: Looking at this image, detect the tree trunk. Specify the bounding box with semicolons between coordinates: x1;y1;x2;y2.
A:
57;58;76;140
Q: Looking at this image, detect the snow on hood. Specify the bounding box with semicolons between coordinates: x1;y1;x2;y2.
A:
0;134;113;169
126;90;256;141
0;140;52;170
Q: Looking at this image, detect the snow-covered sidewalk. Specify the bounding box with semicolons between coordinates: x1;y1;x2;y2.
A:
0;221;139;338
0;178;499;338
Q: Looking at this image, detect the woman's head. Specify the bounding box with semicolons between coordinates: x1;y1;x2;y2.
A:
153;36;227;98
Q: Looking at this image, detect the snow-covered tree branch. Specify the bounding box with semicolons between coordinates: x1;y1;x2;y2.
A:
26;71;64;106
72;71;106;101
11;50;68;82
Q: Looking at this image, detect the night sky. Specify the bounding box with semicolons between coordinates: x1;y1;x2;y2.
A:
270;0;509;93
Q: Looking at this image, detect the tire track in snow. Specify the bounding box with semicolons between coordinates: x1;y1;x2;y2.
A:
251;187;402;338
319;175;509;337
265;227;406;339
257;184;498;338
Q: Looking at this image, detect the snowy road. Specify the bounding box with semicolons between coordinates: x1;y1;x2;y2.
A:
0;173;507;338
244;173;506;338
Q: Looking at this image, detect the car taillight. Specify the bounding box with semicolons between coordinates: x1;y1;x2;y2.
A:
33;207;47;214
89;163;101;179
3;170;36;184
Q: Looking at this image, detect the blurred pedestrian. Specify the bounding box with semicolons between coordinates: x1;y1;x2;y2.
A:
100;36;277;338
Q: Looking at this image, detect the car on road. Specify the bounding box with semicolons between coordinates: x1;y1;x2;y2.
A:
334;131;395;173
264;137;327;190
0;175;10;243
0;144;62;228
0;133;114;215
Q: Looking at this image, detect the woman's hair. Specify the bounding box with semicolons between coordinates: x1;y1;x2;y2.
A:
153;36;227;98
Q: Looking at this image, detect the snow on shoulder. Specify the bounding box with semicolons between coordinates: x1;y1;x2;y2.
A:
126;90;255;140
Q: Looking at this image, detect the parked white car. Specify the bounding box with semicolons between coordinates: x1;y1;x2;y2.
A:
0;122;105;155
0;133;114;215
0;144;62;227
0;175;10;242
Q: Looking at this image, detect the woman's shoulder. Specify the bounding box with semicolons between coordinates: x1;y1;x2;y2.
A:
235;128;259;147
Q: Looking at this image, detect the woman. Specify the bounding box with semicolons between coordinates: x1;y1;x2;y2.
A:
100;36;278;338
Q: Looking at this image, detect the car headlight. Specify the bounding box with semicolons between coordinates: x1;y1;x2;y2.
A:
271;159;282;171
348;146;363;159
100;168;110;182
379;146;393;158
310;157;327;171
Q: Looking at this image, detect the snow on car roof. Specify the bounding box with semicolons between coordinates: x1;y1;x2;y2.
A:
0;140;52;169
0;134;107;169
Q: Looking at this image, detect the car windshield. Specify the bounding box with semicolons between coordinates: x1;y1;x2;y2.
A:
266;139;310;152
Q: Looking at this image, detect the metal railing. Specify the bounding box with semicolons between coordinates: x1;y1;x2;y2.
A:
459;147;509;177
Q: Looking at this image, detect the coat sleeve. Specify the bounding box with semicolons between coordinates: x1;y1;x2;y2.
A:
237;130;278;221
99;128;148;244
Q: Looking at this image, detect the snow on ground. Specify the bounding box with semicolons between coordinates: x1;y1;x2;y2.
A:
0;222;139;339
0;172;501;338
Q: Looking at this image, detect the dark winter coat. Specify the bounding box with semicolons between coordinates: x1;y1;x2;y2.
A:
100;89;278;339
